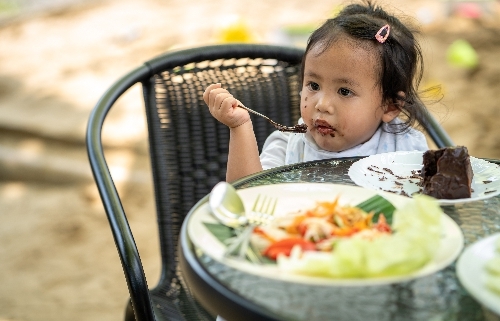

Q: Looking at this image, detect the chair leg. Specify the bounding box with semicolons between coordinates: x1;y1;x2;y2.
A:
125;299;136;321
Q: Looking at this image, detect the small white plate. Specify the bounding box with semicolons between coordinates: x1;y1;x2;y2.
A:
348;151;500;205
188;183;464;286
457;233;500;316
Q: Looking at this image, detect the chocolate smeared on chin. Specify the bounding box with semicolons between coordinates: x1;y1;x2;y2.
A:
420;146;473;199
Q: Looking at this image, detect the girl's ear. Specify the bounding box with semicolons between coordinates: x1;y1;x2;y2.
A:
382;91;404;123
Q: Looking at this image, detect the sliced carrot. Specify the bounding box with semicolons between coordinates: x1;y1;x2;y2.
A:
253;227;277;243
285;215;307;234
331;226;358;237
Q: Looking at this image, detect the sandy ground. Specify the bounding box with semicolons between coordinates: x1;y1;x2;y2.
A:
0;0;499;320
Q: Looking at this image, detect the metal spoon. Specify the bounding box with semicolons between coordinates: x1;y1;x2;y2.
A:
208;182;259;262
209;181;249;229
208;182;277;262
237;104;308;133
209;182;276;228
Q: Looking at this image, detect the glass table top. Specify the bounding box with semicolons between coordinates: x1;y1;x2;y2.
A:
184;158;500;321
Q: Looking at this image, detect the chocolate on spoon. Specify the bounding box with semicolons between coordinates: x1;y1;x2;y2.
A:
237;104;307;133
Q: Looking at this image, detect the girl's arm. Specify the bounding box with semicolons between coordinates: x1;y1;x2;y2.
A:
203;84;263;182
226;120;262;182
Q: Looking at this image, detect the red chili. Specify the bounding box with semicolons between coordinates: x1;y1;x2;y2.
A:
263;238;316;260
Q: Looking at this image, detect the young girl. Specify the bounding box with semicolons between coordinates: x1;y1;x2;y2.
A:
203;1;429;182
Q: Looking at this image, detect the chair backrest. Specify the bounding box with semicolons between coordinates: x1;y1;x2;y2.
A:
86;43;454;321
143;44;304;285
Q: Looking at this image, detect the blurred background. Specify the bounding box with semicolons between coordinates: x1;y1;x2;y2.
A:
0;0;499;320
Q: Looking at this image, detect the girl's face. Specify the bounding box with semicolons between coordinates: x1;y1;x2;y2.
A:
301;37;399;152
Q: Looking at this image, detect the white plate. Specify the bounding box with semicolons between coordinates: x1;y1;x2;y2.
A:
188;183;464;286
348;151;500;205
457;233;500;316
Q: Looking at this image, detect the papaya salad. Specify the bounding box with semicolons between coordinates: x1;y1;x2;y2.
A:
250;194;443;278
252;198;392;260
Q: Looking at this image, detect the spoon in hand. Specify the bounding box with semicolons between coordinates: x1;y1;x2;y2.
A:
237;103;307;133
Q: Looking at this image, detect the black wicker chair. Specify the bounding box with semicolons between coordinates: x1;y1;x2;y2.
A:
85;43;454;321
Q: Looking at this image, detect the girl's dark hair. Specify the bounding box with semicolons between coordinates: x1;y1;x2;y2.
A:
301;1;428;133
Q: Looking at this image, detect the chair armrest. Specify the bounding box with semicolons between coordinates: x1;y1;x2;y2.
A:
421;111;455;148
86;64;157;321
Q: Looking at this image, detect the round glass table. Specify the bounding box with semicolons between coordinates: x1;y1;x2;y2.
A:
179;157;500;321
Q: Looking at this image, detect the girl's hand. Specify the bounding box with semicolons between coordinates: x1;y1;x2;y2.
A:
203;83;250;128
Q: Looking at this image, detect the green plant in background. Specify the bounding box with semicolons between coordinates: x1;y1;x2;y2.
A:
281;24;316;37
279;4;344;48
446;39;479;69
0;0;20;15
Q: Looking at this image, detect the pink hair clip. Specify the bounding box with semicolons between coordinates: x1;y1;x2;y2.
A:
375;24;390;43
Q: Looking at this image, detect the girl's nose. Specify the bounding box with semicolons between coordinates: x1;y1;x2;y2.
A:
315;94;335;114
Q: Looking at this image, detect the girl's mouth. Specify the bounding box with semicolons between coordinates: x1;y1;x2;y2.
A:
314;119;336;137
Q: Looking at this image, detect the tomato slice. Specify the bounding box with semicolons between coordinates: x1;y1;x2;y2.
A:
374;214;392;233
262;238;316;260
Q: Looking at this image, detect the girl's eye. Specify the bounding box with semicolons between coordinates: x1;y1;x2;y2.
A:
338;88;352;96
307;82;320;91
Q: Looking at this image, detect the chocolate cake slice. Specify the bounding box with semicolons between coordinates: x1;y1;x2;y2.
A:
421;146;473;199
